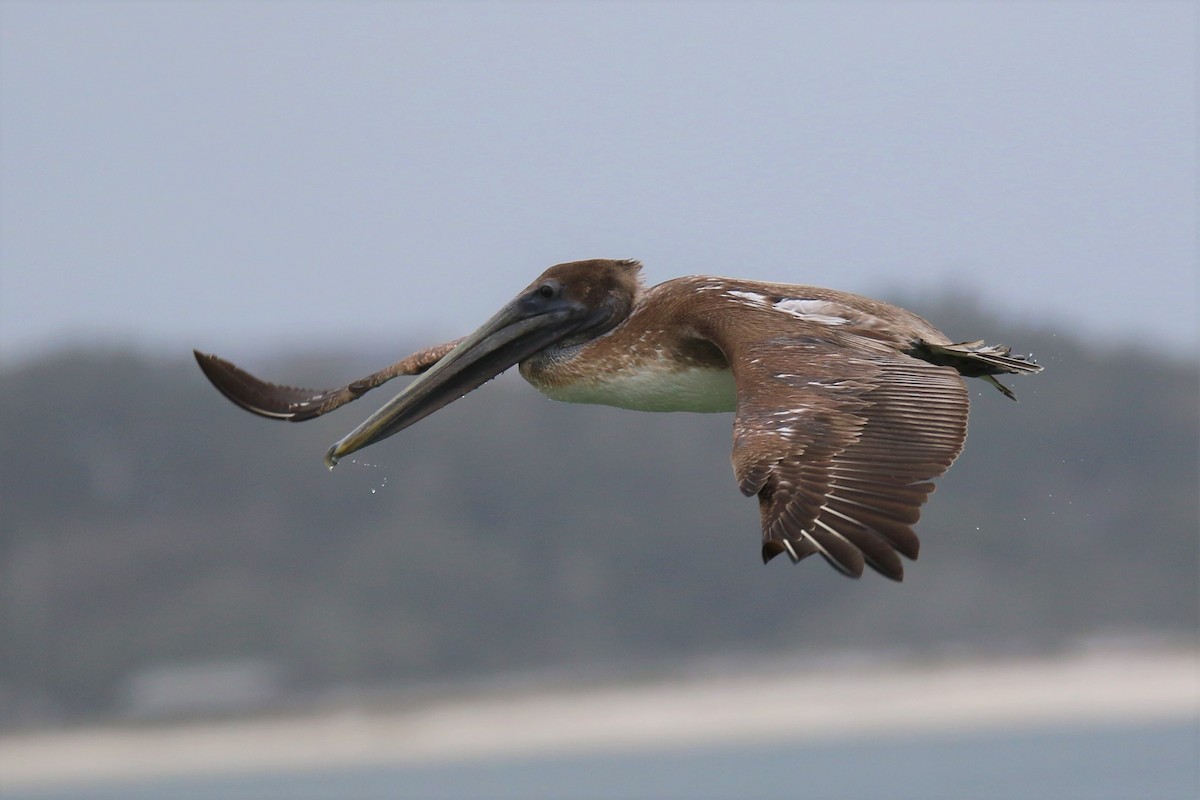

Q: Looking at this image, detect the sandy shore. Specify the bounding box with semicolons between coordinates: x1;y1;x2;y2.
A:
2;647;1196;789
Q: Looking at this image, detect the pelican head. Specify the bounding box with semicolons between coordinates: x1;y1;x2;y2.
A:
324;259;642;466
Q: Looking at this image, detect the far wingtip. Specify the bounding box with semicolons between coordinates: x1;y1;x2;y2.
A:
193;349;312;421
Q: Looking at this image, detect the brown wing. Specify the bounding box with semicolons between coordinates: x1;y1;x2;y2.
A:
714;328;969;581
193;339;462;421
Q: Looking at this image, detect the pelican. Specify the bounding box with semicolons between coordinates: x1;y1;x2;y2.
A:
195;259;1042;581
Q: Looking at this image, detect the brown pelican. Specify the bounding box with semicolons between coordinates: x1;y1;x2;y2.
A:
195;259;1042;581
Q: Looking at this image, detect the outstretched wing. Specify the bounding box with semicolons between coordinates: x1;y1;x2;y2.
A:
194;339;462;421
712;327;969;581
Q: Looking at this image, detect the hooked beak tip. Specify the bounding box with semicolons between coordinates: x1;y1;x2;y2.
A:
324;444;342;469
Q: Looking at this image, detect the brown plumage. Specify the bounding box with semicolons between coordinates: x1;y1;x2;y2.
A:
195;259;1042;581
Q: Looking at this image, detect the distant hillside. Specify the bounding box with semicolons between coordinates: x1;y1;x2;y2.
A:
1;302;1196;724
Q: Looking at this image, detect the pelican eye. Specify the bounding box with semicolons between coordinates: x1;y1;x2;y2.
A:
536;283;558;299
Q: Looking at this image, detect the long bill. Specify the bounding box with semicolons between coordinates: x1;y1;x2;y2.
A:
324;297;590;467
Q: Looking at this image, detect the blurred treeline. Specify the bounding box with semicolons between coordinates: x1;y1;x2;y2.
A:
1;298;1196;726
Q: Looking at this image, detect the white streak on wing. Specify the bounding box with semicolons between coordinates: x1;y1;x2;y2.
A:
728;290;768;305
782;540;801;562
802;528;844;568
773;298;849;325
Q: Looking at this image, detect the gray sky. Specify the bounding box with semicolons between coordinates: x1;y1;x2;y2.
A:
1;1;1195;364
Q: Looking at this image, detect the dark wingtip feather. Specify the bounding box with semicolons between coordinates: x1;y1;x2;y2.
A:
807;528;866;578
762;538;818;565
762;540;785;564
193;350;329;421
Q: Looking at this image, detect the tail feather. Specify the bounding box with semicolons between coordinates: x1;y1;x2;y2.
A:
909;338;1043;400
949;341;1043;374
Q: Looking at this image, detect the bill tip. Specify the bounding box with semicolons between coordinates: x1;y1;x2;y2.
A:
324;444;341;469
